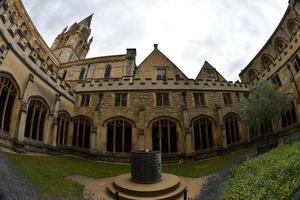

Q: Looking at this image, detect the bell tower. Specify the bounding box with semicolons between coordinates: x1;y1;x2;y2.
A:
51;14;93;63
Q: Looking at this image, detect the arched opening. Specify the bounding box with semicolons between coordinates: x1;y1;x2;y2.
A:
224;114;240;145
281;101;297;128
152;119;177;153
56;112;70;145
106;119;132;153
261;54;273;71
0;75;18;133
287;19;300;36
78;67;86;80
248;69;258;82
274;38;288;54
72;118;91;148
192;117;214;150
24;98;48;142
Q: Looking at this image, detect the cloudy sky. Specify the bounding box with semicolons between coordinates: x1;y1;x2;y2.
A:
22;0;287;81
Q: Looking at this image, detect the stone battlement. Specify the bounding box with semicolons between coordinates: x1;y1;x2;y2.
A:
75;77;249;92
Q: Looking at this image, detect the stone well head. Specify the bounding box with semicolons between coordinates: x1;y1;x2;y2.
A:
131;150;161;184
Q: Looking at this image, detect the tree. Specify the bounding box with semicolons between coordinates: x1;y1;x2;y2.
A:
239;81;292;143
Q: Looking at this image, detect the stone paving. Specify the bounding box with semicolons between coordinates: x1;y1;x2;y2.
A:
67;174;209;200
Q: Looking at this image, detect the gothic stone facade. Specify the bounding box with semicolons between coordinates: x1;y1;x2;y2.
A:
0;0;299;161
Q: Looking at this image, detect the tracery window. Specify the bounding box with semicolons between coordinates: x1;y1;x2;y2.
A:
56;113;70;145
0;76;17;133
281;102;297;128
24;99;48;141
224;114;240;145
275;38;288;54
152;119;177;153
261;55;273;71
106;119;132;153
193;117;213;150
72;118;91;148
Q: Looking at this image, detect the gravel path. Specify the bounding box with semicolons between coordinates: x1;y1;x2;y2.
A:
0;151;43;200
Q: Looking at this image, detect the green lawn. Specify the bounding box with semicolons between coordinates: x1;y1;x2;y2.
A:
7;145;256;200
224;142;300;200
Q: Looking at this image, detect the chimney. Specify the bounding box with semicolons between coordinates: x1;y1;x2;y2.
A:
154;44;158;49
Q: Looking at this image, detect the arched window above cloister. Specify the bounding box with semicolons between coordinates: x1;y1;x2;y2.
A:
192;116;214;151
56;112;70;146
224;113;240;145
274;38;288;54
260;54;274;71
287;19;300;36
72;117;91;149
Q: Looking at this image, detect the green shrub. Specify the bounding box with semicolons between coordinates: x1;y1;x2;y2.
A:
224;142;300;200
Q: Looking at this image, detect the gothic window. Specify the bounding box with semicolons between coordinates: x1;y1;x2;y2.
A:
281;102;297;128
293;55;300;72
115;93;127;107
104;64;111;79
78;67;85;80
175;74;180;81
248;70;258;82
224;114;240;145
56;113;69;145
62;70;67;80
156;67;167;80
271;74;282;88
287;19;300;36
106;119;132;153
72;118;91;148
193;117;213;150
24;99;48;142
249;124;259;141
193;93;205;106
222;93;232;105
156;93;169;107
261;55;273;71
0;76;17;133
80;94;90;107
275;38;288;54
152;119;177;153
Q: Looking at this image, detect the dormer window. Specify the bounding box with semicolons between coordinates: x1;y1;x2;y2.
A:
156;67;167;80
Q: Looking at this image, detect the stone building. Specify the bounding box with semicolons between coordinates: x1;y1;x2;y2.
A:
0;0;299;161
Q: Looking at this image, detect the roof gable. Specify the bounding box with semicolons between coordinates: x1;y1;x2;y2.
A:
196;61;227;82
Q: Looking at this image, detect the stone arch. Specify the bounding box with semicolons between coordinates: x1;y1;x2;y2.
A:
223;113;241;145
149;117;180;153
105;117;133;153
287;19;300;36
72;116;92;149
191;115;215;151
102;116;136;127
274;37;288;55
260;54;274;71
248;69;259;82
56;111;71;145
0;72;20;133
24;96;50;142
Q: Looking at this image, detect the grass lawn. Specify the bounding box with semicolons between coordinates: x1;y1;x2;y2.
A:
7;145;256;200
224;142;300;200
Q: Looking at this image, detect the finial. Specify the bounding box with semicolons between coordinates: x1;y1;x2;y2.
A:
154;44;158;49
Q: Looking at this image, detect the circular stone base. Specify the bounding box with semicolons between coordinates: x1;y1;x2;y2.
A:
107;173;186;200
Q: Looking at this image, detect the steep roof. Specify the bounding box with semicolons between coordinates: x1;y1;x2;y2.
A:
196;61;227;82
136;44;189;80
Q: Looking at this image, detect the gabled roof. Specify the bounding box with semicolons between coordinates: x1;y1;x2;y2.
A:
136;44;189;80
196;61;227;82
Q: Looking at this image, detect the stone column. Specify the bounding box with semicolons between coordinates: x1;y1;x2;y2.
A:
90;126;97;152
47;94;60;146
137;107;145;150
17;74;34;142
67;120;74;147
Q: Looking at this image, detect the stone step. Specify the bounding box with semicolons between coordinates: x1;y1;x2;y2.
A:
107;181;186;200
112;174;181;197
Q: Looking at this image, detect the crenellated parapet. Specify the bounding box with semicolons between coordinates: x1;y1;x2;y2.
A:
0;0;75;100
75;77;249;92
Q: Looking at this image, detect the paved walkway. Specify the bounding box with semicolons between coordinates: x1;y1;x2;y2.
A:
67;174;209;200
0;151;43;200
